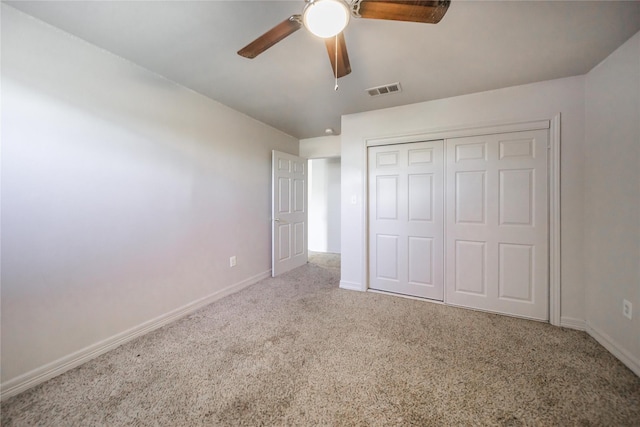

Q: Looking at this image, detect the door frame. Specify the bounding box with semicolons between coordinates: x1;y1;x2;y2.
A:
361;115;561;326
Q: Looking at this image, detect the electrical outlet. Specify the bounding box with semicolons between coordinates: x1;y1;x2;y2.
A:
229;256;237;267
623;299;632;320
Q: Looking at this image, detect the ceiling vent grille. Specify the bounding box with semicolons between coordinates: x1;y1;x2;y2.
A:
366;82;402;97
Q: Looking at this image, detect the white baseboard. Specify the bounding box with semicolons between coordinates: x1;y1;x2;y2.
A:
0;270;271;401
339;280;364;291
560;316;586;331
586;322;640;377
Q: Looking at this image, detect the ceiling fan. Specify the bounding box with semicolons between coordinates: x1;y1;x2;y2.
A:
237;0;451;79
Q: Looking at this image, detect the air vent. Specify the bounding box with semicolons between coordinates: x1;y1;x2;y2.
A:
366;82;402;97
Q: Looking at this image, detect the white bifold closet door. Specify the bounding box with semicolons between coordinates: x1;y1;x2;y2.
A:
445;130;548;320
368;140;444;300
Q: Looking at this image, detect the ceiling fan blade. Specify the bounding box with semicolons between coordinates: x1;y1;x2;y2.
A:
325;32;351;78
238;15;302;59
357;0;450;24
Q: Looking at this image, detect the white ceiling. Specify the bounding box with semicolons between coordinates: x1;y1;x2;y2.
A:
5;1;640;139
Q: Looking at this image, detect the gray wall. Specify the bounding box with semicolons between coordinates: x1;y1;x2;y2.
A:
584;31;640;372
1;5;298;389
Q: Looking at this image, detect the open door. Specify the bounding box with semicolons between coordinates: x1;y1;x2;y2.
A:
272;151;307;276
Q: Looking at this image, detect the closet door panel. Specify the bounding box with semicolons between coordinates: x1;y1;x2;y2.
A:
369;140;444;300
445;130;548;320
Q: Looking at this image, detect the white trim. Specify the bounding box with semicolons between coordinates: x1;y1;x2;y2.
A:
560;316;586;331
362;138;370;295
549;114;561;326
339;280;364;291
366;119;550;147
586;323;640;377
360;117;561;325
0;270;271;401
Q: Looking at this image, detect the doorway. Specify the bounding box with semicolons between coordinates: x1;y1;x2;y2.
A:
308;157;341;254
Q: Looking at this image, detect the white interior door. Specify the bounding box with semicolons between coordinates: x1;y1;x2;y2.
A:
272;151;307;277
445;130;549;320
368;141;444;300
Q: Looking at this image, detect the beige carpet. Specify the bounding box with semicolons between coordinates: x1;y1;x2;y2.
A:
2;253;639;426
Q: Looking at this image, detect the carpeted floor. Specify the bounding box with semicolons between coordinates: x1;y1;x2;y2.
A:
2;253;639;426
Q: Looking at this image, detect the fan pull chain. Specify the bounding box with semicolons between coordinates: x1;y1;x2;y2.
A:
334;34;339;91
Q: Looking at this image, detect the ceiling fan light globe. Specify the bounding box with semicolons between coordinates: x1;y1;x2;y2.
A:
303;0;350;39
